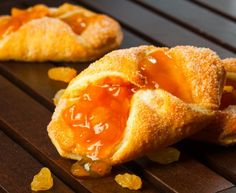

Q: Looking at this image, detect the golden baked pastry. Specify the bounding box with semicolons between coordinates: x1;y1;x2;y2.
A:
47;46;225;165
193;58;236;145
0;3;123;62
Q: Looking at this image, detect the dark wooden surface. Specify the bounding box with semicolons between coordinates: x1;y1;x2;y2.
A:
0;1;236;193
191;0;236;22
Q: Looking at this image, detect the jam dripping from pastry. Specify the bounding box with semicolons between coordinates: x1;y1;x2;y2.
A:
0;4;92;38
220;72;236;109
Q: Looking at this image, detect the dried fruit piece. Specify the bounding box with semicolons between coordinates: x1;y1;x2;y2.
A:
53;89;65;105
226;72;236;82
115;173;142;190
71;161;90;177
147;147;180;164
71;158;112;177
223;86;234;93
31;167;53;191
48;67;77;83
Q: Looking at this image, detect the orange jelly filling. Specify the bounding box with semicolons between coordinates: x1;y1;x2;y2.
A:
220;77;236;109
0;4;90;38
139;50;192;102
63;78;135;159
0;5;49;38
63;50;190;161
60;13;91;35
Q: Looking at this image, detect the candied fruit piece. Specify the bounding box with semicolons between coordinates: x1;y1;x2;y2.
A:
115;173;142;190
147;147;180;164
53;89;65;105
31;167;53;191
48;67;77;83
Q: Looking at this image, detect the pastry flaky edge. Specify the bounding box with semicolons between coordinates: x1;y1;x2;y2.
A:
47;45;225;165
0;4;123;62
193;58;236;146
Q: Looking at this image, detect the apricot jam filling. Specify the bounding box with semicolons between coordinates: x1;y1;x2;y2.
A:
0;5;49;38
63;77;135;159
59;13;92;35
62;50;191;162
0;4;91;38
139;50;192;102
220;73;236;109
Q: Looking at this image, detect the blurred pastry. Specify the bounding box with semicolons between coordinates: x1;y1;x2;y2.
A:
0;3;123;62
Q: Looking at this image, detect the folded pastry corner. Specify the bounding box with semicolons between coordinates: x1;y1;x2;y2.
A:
47;45;225;165
193;57;236;146
0;3;123;62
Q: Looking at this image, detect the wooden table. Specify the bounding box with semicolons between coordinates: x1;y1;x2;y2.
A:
0;0;236;193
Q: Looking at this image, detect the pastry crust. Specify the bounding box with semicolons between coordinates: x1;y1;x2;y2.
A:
0;3;123;62
193;106;236;145
222;58;236;72
48;46;225;164
193;58;236;145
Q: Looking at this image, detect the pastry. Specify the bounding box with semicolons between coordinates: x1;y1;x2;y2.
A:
0;3;123;62
47;46;225;165
193;58;236;145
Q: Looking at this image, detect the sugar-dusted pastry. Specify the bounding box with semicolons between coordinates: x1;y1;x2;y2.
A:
0;3;123;62
193;58;236;145
47;46;225;165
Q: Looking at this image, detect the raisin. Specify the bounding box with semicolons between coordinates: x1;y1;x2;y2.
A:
48;67;77;83
147;147;180;164
31;167;53;191
115;173;142;190
71;158;112;178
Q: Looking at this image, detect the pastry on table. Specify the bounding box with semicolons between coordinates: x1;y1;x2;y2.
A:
0;3;123;62
47;45;225;165
193;58;236;145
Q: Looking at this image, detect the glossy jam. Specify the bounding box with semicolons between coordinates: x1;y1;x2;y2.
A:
60;13;91;35
139;50;192;102
0;5;49;38
0;4;90;38
63;77;134;159
220;75;236;109
63;50;192;163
